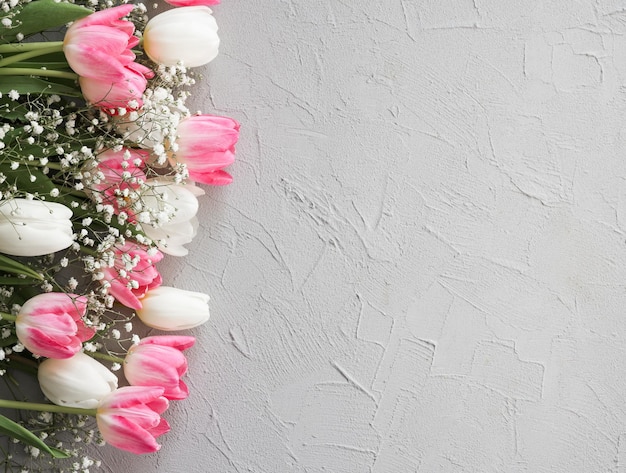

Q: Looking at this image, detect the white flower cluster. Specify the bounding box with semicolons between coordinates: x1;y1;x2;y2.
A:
115;64;194;165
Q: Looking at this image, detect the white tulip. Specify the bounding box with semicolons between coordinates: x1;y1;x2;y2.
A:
143;7;219;67
0;199;73;256
37;353;119;409
136;286;210;331
142;217;198;257
140;179;203;256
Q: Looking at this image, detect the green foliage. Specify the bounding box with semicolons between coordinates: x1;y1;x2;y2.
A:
0;0;92;43
0;413;70;458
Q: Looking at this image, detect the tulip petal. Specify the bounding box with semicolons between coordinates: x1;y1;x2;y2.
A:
72;4;135;29
143;6;219;67
0;200;74;257
124;339;193;400
102;386;165;409
138;335;195;350
97;414;162;454
189;169;233;186
19;327;82;359
149;418;171;438
38;353;118;409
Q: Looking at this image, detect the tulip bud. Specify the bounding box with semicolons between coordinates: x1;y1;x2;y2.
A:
136;286;210;331
38;353;119;409
140;179;204;257
16;293;94;359
63;5;154;111
96;386;170;454
124;336;195;400
143;7;219;67
172;115;239;186
0;199;74;257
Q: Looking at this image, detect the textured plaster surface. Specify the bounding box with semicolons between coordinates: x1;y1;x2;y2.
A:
102;0;626;471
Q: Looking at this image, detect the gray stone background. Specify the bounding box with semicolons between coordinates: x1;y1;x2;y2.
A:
101;0;626;471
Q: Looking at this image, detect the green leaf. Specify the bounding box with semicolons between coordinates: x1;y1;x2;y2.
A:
1;167;57;196
0;76;79;97
0;413;70;458
0;254;43;281
0;0;92;42
0;277;41;285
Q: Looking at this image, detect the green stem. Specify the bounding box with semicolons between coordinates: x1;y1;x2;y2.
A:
88;351;125;364
0;313;15;322
0;42;63;54
6;354;38;376
42;162;63;171
0;68;77;80
0;398;97;416
0;45;64;68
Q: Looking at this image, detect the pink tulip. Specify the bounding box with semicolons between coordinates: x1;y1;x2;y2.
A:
124;336;195;400
78;62;153;111
172;115;239;185
102;241;163;310
15;293;94;359
90;148;149;221
96;386;170;454
164;0;220;6
63;5;154;110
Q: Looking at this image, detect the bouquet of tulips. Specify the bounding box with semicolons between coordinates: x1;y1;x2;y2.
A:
0;0;238;470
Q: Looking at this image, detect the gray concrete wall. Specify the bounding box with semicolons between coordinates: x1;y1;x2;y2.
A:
102;1;626;471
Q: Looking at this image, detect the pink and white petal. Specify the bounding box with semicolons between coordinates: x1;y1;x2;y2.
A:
188;169;233;186
139;336;195;351
97;414;161;454
101;386;165;409
75;4;135;30
20;327;81;358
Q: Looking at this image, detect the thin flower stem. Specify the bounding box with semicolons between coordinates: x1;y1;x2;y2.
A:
88;351;125;364
56;184;87;198
0;68;78;80
43;162;63;171
0;398;97;416
0;42;64;54
0;312;16;322
6;354;38;375
0;46;65;68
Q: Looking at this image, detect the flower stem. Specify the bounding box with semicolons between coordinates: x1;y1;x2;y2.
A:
0;312;16;322
0;42;64;54
88;351;125;364
6;354;38;375
0;398;97;416
0;45;65;68
0;68;78;80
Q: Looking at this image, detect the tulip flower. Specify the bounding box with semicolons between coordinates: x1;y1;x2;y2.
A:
140;179;204;257
143;6;220;67
63;5;154;110
15;293;94;359
141;217;199;258
171;115;239;185
38;353;118;409
102;241;163;310
88;147;149;221
78;62;151;111
0;199;74;257
136;286;210;331
124;336;195;400
96;386;170;454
